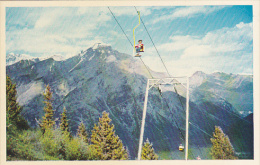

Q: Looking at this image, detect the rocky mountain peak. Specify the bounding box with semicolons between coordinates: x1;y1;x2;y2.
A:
189;71;207;88
6;46;253;159
193;71;206;76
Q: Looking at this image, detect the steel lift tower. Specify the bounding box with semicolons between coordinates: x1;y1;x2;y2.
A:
137;77;190;160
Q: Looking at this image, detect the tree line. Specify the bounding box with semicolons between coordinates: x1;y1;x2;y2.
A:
6;75;158;160
6;75;237;160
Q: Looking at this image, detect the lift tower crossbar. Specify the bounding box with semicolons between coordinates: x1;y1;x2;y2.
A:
137;77;190;160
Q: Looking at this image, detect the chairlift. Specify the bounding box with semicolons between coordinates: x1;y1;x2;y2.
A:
133;11;144;57
179;144;184;151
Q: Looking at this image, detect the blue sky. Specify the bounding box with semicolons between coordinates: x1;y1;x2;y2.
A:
6;6;253;76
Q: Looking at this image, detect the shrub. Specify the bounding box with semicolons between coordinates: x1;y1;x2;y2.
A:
40;128;61;159
7;129;42;160
64;136;89;160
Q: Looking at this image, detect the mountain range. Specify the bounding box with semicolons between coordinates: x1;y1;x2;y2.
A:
6;45;253;159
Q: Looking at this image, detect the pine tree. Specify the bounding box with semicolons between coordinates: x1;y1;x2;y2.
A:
90;111;128;160
6;75;21;121
210;126;237;159
77;121;88;143
6;75;28;130
141;139;159;160
40;85;55;132
60;107;70;134
59;107;71;159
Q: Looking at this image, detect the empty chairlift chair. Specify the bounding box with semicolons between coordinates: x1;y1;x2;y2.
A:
179;144;184;151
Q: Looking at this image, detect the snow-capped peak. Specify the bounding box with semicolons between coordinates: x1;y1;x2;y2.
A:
6;53;37;66
40;54;65;61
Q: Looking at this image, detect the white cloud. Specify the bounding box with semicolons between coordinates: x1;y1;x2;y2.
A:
7;7;112;57
34;8;71;29
7;6;152;58
156;22;252;59
174;6;225;18
157;35;201;52
182;45;211;58
203;22;252;53
7;28;92;57
35;17;53;29
109;31;123;38
142;22;253;76
152;6;227;24
6;7;252;77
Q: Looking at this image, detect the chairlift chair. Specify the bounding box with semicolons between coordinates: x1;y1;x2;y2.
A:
133;11;144;57
179;144;184;151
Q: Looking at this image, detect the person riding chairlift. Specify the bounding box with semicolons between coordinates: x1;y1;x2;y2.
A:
135;40;144;57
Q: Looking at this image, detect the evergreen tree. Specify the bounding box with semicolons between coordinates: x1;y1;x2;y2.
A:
141;139;159;160
210;126;237;159
60;107;70;135
6;75;21;122
40;85;55;132
59;107;71;159
77;121;88;143
90;111;128;160
6;75;29;130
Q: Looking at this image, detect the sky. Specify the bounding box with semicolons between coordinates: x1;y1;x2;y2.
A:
6;5;253;76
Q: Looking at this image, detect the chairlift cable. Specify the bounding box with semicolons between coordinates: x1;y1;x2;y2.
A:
134;6;171;77
139;58;154;78
133;10;189;154
133;6;186;113
159;90;195;159
109;6;194;159
108;7;133;47
162;94;185;140
189;122;213;138
133;7;195;158
108;6;154;79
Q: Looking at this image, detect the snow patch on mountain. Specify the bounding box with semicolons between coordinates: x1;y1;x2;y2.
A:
69;58;84;73
106;55;116;63
57;80;70;97
17;81;44;106
89;54;95;61
50;63;55;71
